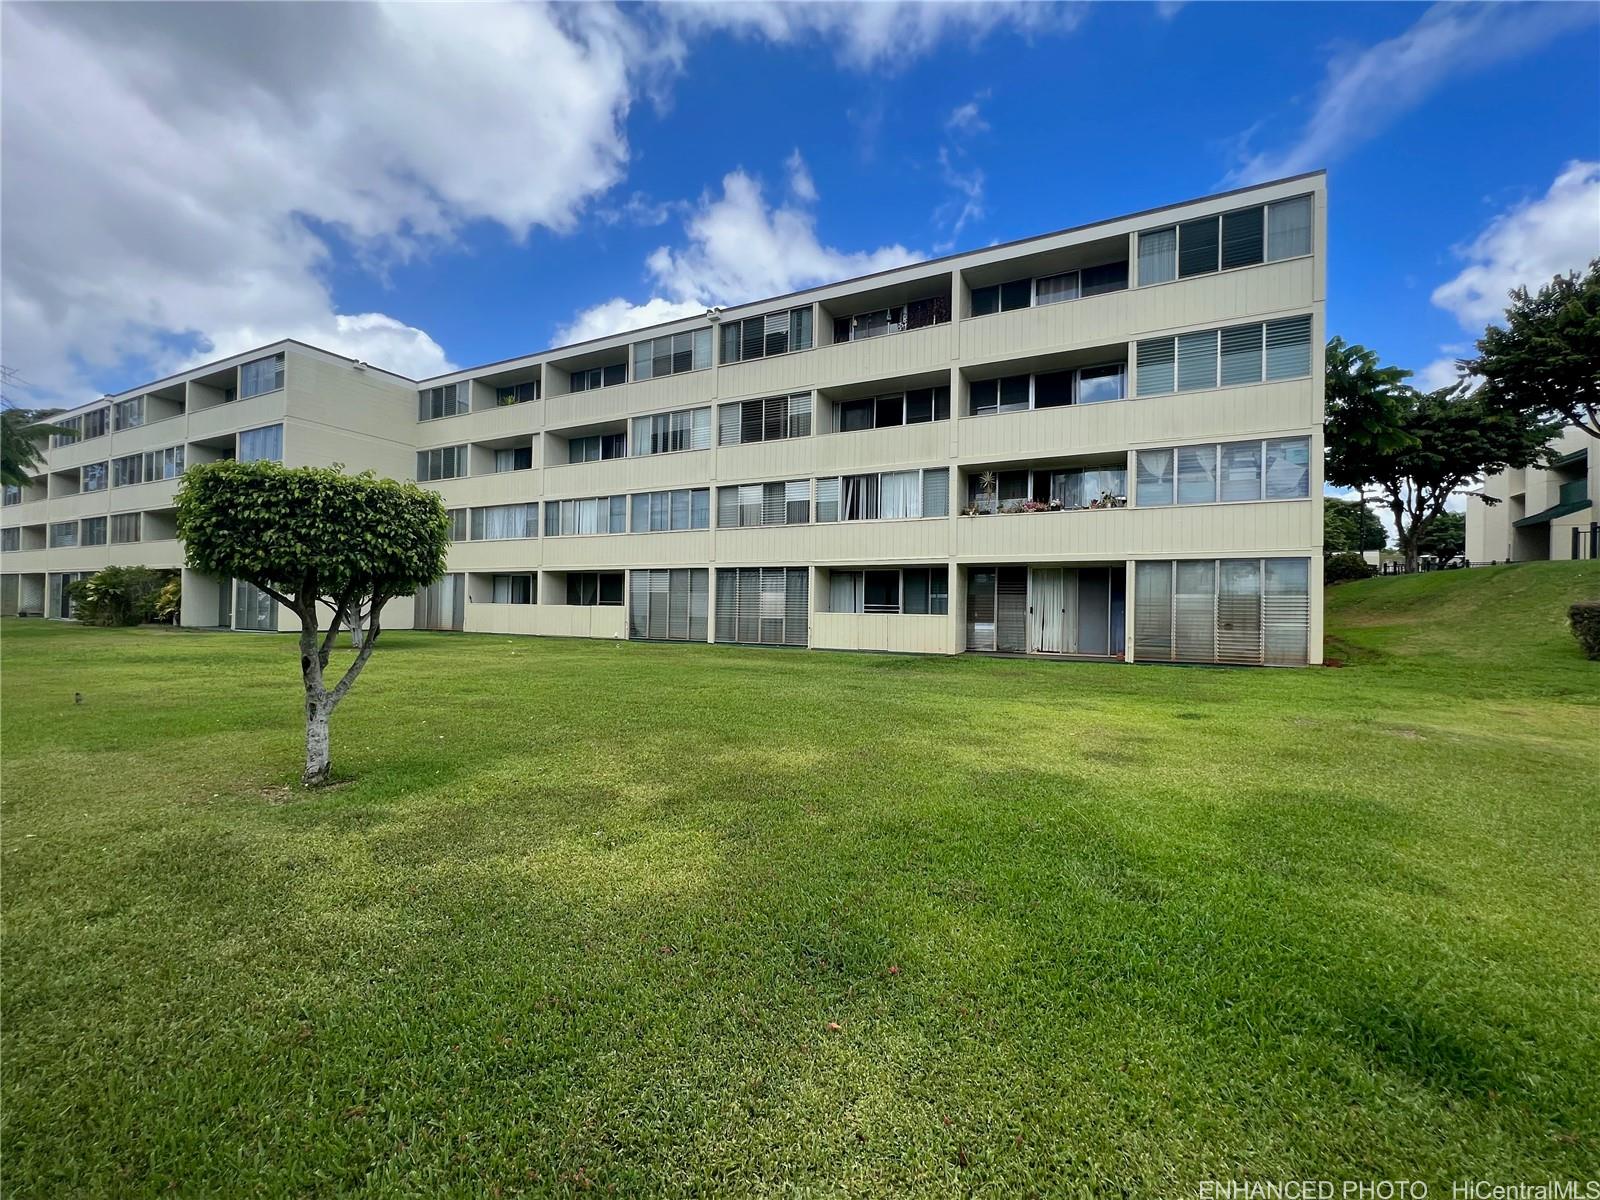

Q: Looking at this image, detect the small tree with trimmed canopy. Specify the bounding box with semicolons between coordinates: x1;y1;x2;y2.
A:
176;461;449;787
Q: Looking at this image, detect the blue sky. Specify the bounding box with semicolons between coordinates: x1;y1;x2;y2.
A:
2;1;1597;404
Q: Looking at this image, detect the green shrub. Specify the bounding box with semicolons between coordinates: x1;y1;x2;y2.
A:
1325;552;1377;584
1570;601;1600;660
153;576;183;624
69;566;176;626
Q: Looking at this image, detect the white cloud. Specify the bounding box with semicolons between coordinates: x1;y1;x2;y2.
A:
1;2;656;398
785;149;818;204
935;148;986;242
557;156;921;343
554;297;708;348
1414;357;1466;393
946;100;990;137
668;1;1082;71
1225;3;1594;185
1431;161;1600;330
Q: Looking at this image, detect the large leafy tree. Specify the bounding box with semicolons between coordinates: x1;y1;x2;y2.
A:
2;406;69;488
176;461;450;786
1463;259;1600;439
1362;384;1559;571
1417;511;1466;561
1323;337;1414;557
1323;497;1386;553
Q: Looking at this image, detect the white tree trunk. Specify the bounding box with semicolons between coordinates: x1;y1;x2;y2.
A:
303;701;332;787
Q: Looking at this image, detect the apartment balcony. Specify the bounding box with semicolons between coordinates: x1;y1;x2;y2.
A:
544;366;711;430
443;537;539;574
107;411;189;457
2;539;184;575
544;449;711;498
811;611;954;655
462;600;627;640
185;390;287;444
718;517;950;566
541;530;711;570
959;256;1314;366
954;497;1317;561
106;477;181;510
38;435;113;474
427;474;537;512
955;379;1317;463
720;419;950;484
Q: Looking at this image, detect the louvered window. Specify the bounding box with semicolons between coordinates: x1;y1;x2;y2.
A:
1264;314;1313;380
719;307;812;364
630;488;709;532
1134;558;1309;665
49;521;78;548
80;517;106;546
110;513;142;544
568;362;626;393
1221;207;1264;269
717;480;808;528
1220;324;1264;386
715;567;808;646
629;569;708;642
1136;338;1176;396
1138;438;1308;506
418;382;468;421
1176;330;1219;392
921;468;949;518
113;397;144;431
718;393;812;445
417;445;467;481
1178;217;1220;278
240;353;286;400
632;407;711;456
633;329;711;380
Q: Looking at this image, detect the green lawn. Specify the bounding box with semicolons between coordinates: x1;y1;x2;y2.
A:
3;563;1597;1195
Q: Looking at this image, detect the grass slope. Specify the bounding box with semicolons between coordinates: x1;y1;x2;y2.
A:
2;563;1597;1195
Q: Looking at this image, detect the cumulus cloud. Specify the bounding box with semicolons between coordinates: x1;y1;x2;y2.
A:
1225;3;1594;185
1;2;655;398
1431;161;1600;330
668;1;1082;71
556;155;920;344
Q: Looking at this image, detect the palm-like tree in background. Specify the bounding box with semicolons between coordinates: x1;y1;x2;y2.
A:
2;407;69;488
2;365;71;488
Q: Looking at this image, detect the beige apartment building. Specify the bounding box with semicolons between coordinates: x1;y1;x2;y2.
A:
3;172;1327;665
1467;425;1597;563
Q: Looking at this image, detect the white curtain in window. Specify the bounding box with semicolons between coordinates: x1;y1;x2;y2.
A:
483;504;532;540
1267;196;1313;261
879;471;920;520
829;572;863;614
239;424;283;463
1138;228;1177;286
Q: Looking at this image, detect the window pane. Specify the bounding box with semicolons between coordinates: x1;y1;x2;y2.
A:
1219;441;1263;502
1000;279;1031;311
922;468;949;518
1221;206;1265;269
1081;260;1128;296
1264;436;1311;499
1036;272;1078;305
1138;227;1176;286
1178;216;1220;278
1135;338;1175;396
1034;370;1074;408
1177;445;1217;504
1136;449;1174;506
1220;324;1264;386
1267;195;1313;260
968;379;998;415
1176;330;1219;391
998;375;1030;412
971;284;999;316
1077;365;1125;404
1264;314;1312;380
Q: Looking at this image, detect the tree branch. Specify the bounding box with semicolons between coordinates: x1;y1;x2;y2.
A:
327;595;387;709
318;583;360;666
